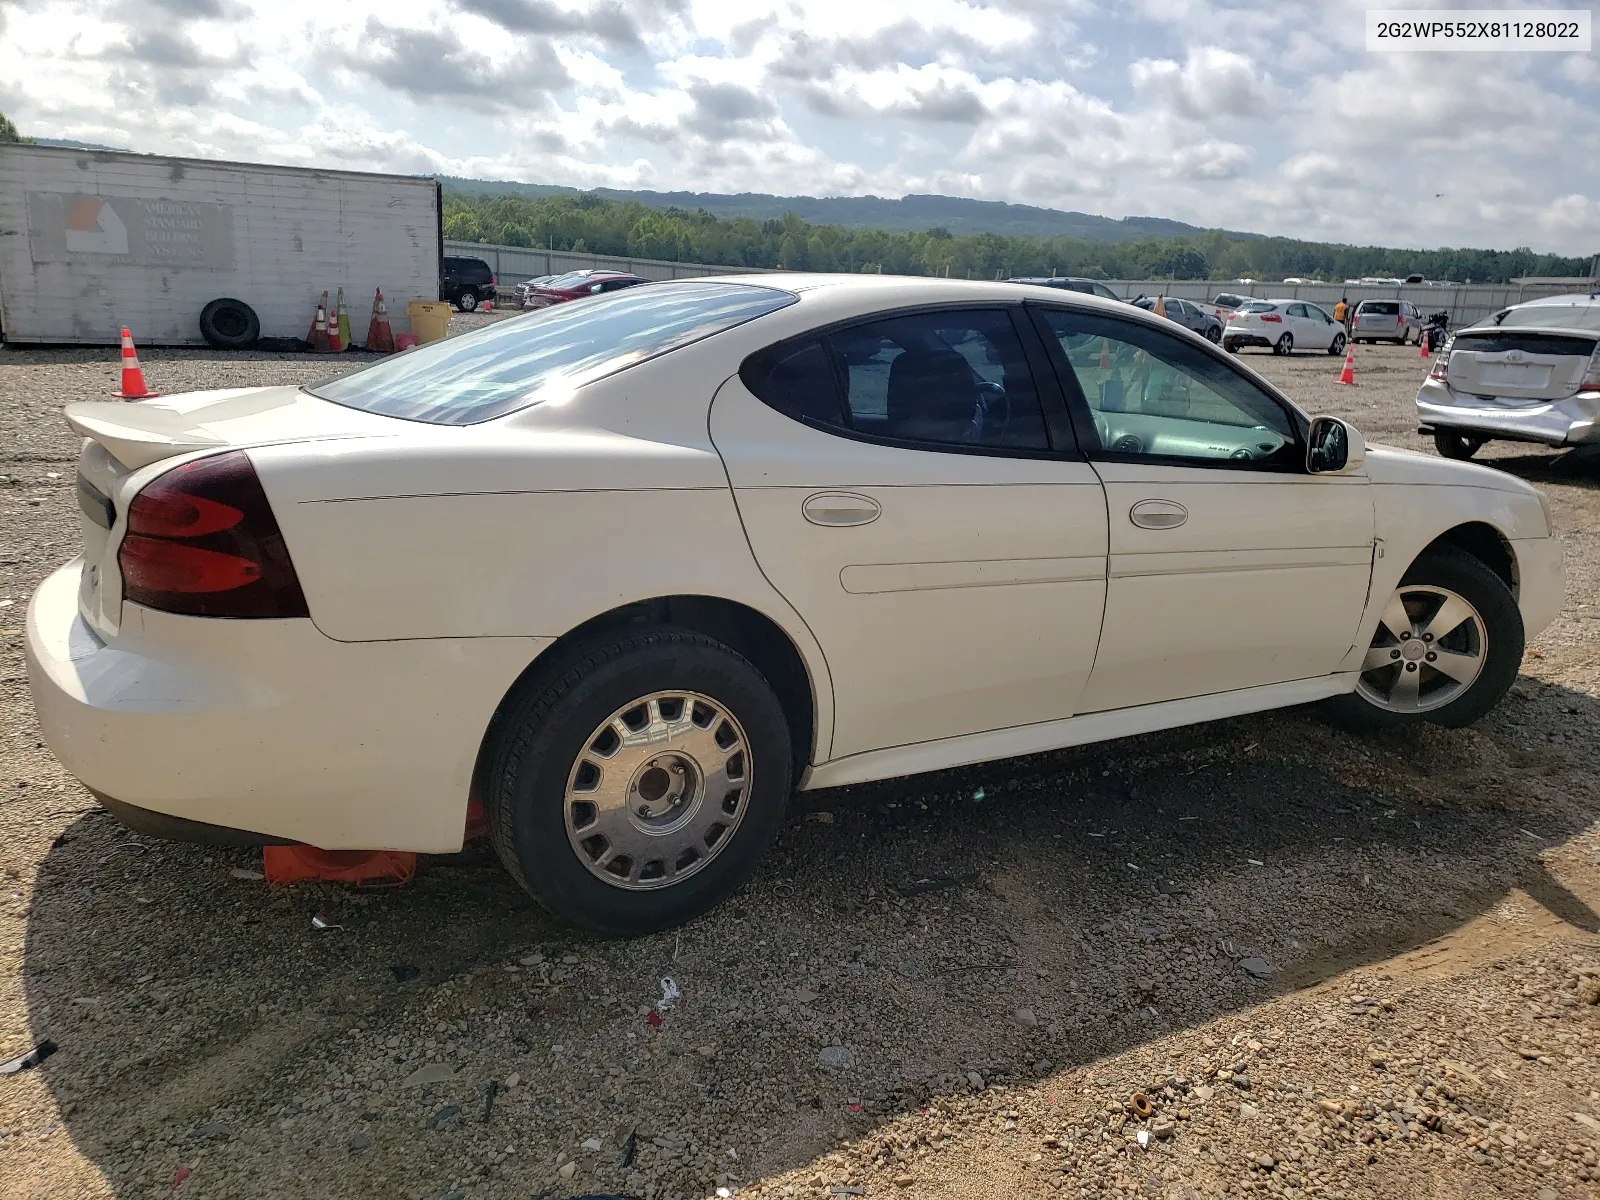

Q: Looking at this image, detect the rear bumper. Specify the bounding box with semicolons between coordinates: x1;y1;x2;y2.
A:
1416;379;1600;446
1223;331;1273;348
25;561;552;852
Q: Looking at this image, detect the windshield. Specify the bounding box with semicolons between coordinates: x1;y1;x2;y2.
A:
1498;304;1600;332
309;281;796;425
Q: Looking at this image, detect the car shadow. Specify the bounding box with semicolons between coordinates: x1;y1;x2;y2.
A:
15;681;1600;1198
1479;443;1600;491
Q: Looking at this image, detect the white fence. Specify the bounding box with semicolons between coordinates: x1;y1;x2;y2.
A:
449;240;1591;326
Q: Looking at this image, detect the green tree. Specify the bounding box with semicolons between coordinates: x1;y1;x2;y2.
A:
442;208;483;241
0;111;31;144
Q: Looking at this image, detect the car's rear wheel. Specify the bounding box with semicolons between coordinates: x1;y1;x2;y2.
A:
1223;338;1240;353
1273;333;1294;356
482;627;792;935
1396;328;1409;345
457;290;479;312
1328;332;1347;356
1322;547;1522;731
1434;429;1487;460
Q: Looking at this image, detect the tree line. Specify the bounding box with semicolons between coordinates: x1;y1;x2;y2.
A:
443;189;1592;285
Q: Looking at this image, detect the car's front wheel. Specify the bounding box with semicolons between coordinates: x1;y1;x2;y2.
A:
1434;429;1487;460
1328;332;1347;356
1322;547;1522;731
1273;333;1294;356
482;628;792;935
1205;325;1221;343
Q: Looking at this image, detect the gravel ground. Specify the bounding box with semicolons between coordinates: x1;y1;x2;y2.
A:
2;323;1599;1200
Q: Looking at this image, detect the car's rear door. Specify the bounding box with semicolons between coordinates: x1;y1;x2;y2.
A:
1031;303;1374;713
710;305;1109;760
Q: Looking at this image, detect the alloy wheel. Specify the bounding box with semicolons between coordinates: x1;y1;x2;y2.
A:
1356;585;1488;712
563;690;751;890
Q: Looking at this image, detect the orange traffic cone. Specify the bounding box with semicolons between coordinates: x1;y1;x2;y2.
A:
309;302;331;353
1419;330;1431;359
1098;338;1110;369
480;299;493;312
306;290;330;345
327;291;345;353
114;327;159;399
1336;343;1356;385
365;288;395;353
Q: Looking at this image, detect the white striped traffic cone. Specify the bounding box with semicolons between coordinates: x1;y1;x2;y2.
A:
115;327;159;399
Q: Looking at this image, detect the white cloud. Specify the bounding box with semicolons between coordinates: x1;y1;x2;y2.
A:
0;0;1594;254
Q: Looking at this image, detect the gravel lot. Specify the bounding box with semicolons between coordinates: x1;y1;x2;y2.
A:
2;321;1598;1200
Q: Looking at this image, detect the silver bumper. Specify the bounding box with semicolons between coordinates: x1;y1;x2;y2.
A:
1415;379;1600;446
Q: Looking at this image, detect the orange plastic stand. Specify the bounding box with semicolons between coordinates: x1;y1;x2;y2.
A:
262;845;417;888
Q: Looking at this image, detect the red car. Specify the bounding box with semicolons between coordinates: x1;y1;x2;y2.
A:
522;270;651;308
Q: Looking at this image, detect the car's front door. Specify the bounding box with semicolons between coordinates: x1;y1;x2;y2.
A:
710;306;1109;760
1032;304;1375;713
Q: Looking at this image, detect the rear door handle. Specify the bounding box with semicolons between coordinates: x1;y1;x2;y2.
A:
803;491;881;527
1129;499;1188;529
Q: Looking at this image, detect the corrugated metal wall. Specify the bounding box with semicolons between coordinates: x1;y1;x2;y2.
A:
0;145;440;345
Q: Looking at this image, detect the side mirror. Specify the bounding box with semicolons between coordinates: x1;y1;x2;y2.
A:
1306;416;1365;474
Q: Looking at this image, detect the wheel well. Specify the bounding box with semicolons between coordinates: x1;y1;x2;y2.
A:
1425;522;1518;596
487;596;818;785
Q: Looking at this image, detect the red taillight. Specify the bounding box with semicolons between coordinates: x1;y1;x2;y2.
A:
490;274;497;285
118;451;309;618
1259;314;1282;323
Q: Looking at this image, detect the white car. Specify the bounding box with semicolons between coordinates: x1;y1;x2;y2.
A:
26;277;1563;934
1223;299;1348;356
1417;291;1600;459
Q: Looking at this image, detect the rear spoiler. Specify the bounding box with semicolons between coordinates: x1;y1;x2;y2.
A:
64;401;227;470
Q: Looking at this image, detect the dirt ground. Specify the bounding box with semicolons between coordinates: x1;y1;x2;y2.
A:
1;323;1598;1200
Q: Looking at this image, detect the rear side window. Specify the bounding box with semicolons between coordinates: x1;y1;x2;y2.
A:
745;309;1050;451
311;281;796;425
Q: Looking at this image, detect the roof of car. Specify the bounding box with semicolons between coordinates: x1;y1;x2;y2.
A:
1516;291;1600;306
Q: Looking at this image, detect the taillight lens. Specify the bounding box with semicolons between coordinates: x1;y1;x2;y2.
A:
1259;314;1282;323
1582;350;1600;390
119;451;309;618
1429;338;1452;382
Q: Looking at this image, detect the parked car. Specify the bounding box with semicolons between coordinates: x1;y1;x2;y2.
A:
1132;295;1222;342
524;269;651;308
1352;299;1422;344
440;255;498;312
1416;291;1600;460
514;275;556;304
1209;292;1252;315
1007;277;1123;301
1223;300;1347;356
28;277;1562;934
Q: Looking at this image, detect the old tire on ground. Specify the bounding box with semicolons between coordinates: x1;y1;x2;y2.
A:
198;298;260;349
1322;546;1523;732
482;627;792;936
1434;429;1487;460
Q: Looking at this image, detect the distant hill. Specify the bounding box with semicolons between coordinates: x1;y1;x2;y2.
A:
33;137;132;152
438;176;1262;244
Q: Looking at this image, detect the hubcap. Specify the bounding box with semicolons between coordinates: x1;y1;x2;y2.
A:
563;691;750;890
1356;584;1487;713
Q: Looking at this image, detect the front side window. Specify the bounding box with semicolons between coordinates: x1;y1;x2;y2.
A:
744;308;1051;452
1037;308;1299;467
311;281;796;425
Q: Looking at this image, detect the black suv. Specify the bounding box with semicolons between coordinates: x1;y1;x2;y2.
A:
440;256;498;311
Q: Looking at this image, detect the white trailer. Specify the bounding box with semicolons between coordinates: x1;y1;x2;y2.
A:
0;144;441;346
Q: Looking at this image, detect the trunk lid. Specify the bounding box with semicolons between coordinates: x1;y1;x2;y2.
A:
66;386;402;638
1445;329;1598;402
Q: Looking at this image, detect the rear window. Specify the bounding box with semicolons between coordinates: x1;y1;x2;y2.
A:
1239;302;1277;313
309;281;796;425
1498;304;1600;333
1213;294;1247;308
1453;330;1598;357
1359;301;1399;315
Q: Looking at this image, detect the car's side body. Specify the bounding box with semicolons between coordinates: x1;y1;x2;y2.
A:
524;270;650;308
26;277;1562;861
440;255;497;309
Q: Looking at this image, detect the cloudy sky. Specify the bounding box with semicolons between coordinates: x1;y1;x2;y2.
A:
2;0;1596;254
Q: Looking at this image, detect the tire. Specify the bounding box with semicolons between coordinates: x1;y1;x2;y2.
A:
1322;547;1523;732
1205;325;1221;343
1434;429;1487;460
1328;332;1346;356
1223;339;1240;354
482;627;793;936
198;298;260;349
1273;333;1294;356
457;290;479;312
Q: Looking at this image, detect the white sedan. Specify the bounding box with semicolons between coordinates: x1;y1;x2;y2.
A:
27;277;1563;934
1224;299;1348;356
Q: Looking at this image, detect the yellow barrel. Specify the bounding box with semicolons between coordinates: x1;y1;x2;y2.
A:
405;300;453;345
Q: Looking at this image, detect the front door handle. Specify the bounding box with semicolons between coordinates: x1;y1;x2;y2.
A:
803;491;881;527
1129;498;1188;529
